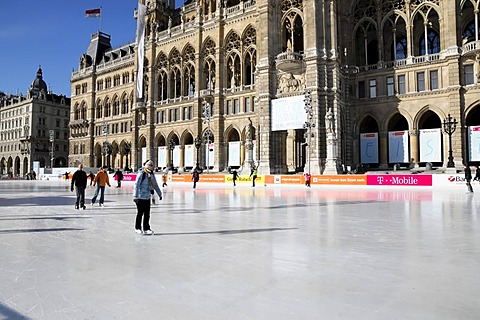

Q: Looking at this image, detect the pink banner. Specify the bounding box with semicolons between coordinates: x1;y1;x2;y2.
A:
121;174;137;182
367;174;432;186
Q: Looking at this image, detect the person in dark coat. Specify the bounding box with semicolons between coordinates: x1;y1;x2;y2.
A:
192;168;200;189
465;165;474;193
249;166;258;187
71;164;88;209
114;169;124;188
232;170;238;186
474;166;480;182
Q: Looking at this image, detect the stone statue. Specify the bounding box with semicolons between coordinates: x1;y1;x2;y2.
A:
287;38;292;52
230;65;236;88
325;107;334;133
246;117;253;140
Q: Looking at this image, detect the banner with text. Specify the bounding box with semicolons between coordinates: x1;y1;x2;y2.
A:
419;128;441;162
388;130;409;163
228;141;241;166
185;144;194;167
360;132;379;163
271;95;307;131
367;174;432;186
158;146;167;168
468;126;480;161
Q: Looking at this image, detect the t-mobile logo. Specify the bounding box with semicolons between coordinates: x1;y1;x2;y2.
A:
377;176;384;184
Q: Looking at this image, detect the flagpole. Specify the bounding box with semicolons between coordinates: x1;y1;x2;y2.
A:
99;6;103;32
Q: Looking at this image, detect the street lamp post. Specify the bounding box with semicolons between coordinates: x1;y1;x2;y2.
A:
303;91;315;174
194;135;202;168
169;139;176;171
124;143;131;172
49;130;55;169
443;113;457;168
202;102;212;174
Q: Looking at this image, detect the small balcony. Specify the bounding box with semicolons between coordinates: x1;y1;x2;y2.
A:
462;40;480;55
276;51;304;72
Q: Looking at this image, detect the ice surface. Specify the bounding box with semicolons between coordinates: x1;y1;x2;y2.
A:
0;180;479;319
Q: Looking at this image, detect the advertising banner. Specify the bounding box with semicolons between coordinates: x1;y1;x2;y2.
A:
158;146;167;168
173;145;180;167
366;174;432;186
184;144;194;167
360;133;378;163
468;126;480;161
271;95;307;131
206;143;215;167
388;131;409;163
419;128;441;162
228;141;241;166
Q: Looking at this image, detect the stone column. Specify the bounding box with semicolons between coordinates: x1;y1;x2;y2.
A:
286;129;296;172
379;131;388;169
323;107;339;174
409;130;418;167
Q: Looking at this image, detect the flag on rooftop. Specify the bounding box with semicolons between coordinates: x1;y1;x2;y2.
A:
85;8;101;18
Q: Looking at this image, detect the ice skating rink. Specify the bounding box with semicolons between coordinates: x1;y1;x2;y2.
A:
0;180;479;319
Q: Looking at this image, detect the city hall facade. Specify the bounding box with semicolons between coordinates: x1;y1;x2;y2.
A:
69;0;480;174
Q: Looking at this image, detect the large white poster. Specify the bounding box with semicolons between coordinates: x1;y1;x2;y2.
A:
360;133;378;163
419;128;441;162
468;126;480;161
173;145;180;167
184;144;194;167
228;141;241;166
271;95;307;131
388;131;409;163
157;146;167;168
206;143;215;167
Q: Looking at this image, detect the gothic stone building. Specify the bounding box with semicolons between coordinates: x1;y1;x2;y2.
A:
0;68;70;177
69;0;480;174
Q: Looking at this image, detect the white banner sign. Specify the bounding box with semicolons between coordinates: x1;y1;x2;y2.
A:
158;146;167;168
184;144;194;167
206;143;215;167
468;126;480;161
228;141;241;166
173;145;180;167
360;133;378;163
419;128;441;162
388;131;409;163
271;95;307;131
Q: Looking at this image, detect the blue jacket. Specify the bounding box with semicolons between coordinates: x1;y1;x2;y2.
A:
133;168;162;200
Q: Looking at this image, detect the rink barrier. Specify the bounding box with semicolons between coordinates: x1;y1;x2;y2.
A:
38;172;476;188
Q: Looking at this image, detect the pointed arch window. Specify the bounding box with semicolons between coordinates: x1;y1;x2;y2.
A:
463;21;480;42
96;101;103;119
81;105;87;120
184;64;195;97
419;29;440;55
158;71;168;100
395;35;407;60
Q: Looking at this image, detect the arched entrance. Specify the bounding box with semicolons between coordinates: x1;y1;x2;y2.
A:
387;113;409;166
358;115;380;169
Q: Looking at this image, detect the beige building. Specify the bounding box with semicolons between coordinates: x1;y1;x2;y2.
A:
0;68;70;177
69;0;480;174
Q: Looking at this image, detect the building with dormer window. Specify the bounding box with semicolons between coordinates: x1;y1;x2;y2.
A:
0;67;71;177
69;0;480;174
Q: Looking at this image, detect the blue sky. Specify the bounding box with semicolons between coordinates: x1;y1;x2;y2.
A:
0;1;182;97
